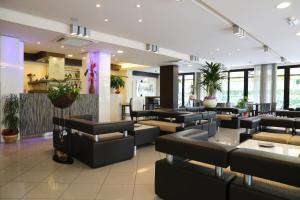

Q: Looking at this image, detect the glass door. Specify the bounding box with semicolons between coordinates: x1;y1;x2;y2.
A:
178;73;195;107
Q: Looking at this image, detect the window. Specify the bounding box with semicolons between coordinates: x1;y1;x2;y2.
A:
276;69;284;109
289;68;300;108
229;71;244;105
248;70;255;102
178;73;195;107
216;72;228;103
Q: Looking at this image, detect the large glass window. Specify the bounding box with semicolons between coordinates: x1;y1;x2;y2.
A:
229;71;244;105
289;68;300;108
276;69;284;109
178;73;195;107
248;70;255;102
216;72;228;103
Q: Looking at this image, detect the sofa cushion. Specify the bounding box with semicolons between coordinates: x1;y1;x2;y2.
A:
289;136;300;146
217;114;232;121
253;132;293;144
139;120;182;133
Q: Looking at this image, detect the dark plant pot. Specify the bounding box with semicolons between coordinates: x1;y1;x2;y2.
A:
2;129;18;143
89;81;95;94
115;88;120;94
50;94;77;109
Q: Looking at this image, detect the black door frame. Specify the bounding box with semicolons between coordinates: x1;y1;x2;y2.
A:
178;73;195;107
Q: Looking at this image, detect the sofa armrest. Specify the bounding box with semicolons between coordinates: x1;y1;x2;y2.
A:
240;116;261;130
175;113;203;124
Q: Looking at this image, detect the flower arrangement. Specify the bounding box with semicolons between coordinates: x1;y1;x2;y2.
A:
84;60;97;94
48;83;80;108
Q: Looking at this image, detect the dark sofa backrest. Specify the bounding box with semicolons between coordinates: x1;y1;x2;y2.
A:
156;131;235;168
261;117;295;128
230;148;300;188
276;110;300;118
53;117;134;135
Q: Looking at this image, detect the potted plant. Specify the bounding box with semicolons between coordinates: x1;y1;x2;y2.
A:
48;83;80;108
84;60;97;94
236;96;248;109
1;94;19;143
199;62;225;108
111;75;125;94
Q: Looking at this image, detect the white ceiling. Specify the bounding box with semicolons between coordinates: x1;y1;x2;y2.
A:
0;0;299;68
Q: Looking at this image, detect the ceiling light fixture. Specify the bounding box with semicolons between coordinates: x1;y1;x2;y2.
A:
296;32;300;36
280;57;287;63
138;19;143;23
81;49;85;52
233;24;246;38
136;4;141;8
146;44;159;53
67;54;73;58
117;50;124;54
37;41;41;45
96;3;101;8
237;48;241;51
69;24;91;38
276;2;291;9
61;45;64;48
104;18;109;22
216;48;220;51
287;17;300;26
263;45;271;54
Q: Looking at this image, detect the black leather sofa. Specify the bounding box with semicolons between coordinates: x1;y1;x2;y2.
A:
131;109;218;137
207;107;248;129
155;130;300;200
53;115;135;168
276;110;300;118
155;129;236;200
240;116;300;145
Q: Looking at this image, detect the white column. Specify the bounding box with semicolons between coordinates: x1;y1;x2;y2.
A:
89;52;111;122
0;36;24;141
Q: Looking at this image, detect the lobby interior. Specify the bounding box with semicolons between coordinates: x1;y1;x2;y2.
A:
0;0;300;200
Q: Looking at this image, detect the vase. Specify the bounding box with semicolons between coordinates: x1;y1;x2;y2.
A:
2;129;18;143
203;97;217;108
89;81;95;94
115;88;120;94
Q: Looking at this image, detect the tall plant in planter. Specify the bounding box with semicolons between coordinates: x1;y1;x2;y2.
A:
111;75;125;94
84;60;97;94
1;94;19;143
199;62;224;108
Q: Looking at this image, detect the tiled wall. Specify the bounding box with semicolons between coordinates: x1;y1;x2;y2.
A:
19;93;98;137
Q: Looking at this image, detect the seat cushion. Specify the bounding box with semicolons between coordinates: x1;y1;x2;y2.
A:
288;136;300;146
139;120;181;133
217;114;232;121
253;132;292;144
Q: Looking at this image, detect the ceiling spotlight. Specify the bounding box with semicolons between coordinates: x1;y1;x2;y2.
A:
138;19;143;23
146;43;159;53
175;0;182;2
96;3;101;7
104;18;109;22
37;41;41;45
281;57;287;63
81;49;85;52
296;32;300;36
136;4;141;8
276;2;291;9
216;48;220;52
233;24;246;38
287;17;300;26
67;54;73;58
237;48;241;51
61;45;64;48
112;54;115;57
117;50;124;54
263;45;271;54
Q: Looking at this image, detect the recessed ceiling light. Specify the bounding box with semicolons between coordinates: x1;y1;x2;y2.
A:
61;45;64;48
216;48;220;51
117;50;124;54
175;0;182;2
237;48;241;51
37;41;41;45
112;54;115;57
67;54;73;58
81;49;85;52
136;4;141;8
96;3;101;7
276;2;291;9
104;18;109;22
296;32;300;36
138;19;143;23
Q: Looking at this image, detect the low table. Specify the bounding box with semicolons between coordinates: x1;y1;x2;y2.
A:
129;124;160;150
237;139;300;158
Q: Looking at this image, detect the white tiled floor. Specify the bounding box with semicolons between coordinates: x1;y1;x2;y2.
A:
0;128;242;200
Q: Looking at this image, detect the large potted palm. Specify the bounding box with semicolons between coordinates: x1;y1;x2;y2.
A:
199;62;224;108
1;94;19;143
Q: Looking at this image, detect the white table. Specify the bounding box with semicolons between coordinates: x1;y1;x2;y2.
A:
237;139;300;158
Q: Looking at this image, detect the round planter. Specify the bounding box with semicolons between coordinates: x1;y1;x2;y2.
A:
203;97;217;108
50;94;77;109
3;135;18;143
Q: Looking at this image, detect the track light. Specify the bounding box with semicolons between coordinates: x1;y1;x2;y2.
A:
190;55;199;62
263;45;271;54
70;24;91;38
281;57;287;63
233;24;246;38
146;44;159;53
